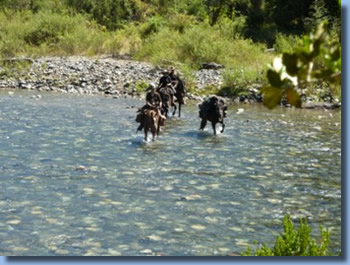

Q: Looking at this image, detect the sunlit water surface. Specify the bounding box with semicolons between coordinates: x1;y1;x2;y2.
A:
0;90;341;256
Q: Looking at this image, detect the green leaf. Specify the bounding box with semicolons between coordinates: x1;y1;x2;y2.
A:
296;47;313;64
312;69;333;80
262;86;284;109
330;46;341;61
267;69;282;88
286;87;302;108
282;53;298;76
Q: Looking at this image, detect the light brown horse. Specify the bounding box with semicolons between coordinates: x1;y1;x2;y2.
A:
143;108;165;141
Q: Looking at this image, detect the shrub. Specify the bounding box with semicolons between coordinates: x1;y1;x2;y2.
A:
200;84;221;96
0;10;118;56
135;80;149;93
168;13;196;34
135;20;273;71
139;15;165;38
241;215;333;256
215;16;247;40
218;68;266;97
23;11;81;46
274;33;302;53
178;64;197;94
0;59;33;78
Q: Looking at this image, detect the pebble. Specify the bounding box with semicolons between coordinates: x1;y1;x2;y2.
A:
191;224;206;230
205;208;217;214
12;246;29;252
140;249;153;254
75;165;86;171
147;234;162;241
7;220;21;225
107;249;121;255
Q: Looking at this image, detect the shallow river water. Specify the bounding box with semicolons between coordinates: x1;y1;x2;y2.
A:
0;90;341;256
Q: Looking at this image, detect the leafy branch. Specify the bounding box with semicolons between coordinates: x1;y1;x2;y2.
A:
262;21;341;109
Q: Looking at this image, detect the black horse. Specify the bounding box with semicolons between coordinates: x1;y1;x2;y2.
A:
173;78;186;117
158;85;176;118
158;71;186;117
198;96;227;135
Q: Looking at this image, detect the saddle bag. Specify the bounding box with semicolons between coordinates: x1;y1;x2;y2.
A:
159;114;166;126
135;112;143;123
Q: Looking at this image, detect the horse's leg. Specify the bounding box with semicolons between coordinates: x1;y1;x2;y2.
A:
151;122;156;141
163;106;168;118
144;128;147;141
171;96;177;116
178;102;181;117
200;118;207;130
220;121;225;133
172;103;177;116
212;122;217;135
157;119;161;136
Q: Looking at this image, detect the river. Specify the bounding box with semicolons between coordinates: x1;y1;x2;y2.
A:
0;90;341;256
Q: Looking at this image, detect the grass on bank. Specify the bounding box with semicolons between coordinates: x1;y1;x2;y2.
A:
0;10;273;65
8;9;341;100
0;9;275;97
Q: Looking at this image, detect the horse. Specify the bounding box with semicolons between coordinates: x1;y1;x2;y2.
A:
158;85;176;118
173;78;186;117
158;72;186;117
198;96;227;135
143;108;162;141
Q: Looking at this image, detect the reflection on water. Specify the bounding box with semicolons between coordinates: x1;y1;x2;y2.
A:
0;90;341;256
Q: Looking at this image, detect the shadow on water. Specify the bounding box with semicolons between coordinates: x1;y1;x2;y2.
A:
182;129;229;143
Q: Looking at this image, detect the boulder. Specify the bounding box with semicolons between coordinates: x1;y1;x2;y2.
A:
201;62;225;70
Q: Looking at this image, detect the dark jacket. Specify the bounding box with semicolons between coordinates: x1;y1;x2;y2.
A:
158;75;172;89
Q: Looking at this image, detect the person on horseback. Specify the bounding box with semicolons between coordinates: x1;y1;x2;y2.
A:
158;66;186;117
136;83;162;131
169;66;179;92
145;83;162;109
157;69;172;91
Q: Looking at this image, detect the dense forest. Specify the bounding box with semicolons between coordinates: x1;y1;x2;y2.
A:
0;0;341;100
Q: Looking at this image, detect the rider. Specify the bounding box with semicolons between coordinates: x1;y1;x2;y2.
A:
157;69;172;91
136;83;162;131
169;66;186;105
168;66;179;93
145;83;162;108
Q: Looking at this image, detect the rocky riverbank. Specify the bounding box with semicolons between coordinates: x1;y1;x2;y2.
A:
0;56;341;109
0;56;219;101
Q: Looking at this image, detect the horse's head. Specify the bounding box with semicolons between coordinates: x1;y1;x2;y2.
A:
209;96;226;121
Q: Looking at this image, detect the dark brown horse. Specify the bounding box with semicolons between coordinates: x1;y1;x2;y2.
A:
158;85;176;118
173;78;186;117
